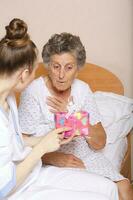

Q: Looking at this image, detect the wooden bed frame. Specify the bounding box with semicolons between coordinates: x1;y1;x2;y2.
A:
16;62;131;180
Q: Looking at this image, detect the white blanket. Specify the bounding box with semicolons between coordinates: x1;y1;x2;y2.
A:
9;166;118;200
10;187;109;200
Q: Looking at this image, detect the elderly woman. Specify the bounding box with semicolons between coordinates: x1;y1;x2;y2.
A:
19;33;133;200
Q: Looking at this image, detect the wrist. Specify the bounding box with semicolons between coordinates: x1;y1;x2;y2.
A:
33;143;48;159
85;136;91;143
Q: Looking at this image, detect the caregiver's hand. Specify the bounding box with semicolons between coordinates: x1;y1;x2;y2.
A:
46;96;73;113
38;127;73;154
42;152;85;169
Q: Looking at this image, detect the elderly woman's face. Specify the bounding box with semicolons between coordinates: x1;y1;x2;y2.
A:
48;53;78;91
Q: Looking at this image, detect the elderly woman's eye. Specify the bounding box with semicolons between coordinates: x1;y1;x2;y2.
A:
66;65;73;70
53;65;60;69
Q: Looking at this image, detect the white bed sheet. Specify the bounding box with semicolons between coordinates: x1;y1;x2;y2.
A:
10;188;109;200
9;166;119;200
103;137;127;171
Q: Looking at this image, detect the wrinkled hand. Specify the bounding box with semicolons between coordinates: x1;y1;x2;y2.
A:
56;153;85;168
43;151;85;169
46;96;73;113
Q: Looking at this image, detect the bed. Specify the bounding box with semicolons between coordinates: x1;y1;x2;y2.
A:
16;63;131;200
15;62;131;199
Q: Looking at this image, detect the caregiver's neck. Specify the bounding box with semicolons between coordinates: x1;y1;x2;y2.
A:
0;79;11;111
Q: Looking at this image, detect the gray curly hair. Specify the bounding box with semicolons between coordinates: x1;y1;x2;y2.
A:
42;33;86;68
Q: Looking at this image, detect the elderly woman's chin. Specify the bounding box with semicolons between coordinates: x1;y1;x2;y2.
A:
55;85;70;92
53;82;70;92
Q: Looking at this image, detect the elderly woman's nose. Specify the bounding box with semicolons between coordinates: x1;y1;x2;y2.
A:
59;68;65;78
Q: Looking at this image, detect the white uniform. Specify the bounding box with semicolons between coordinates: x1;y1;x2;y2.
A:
0;95;119;200
0;95;41;199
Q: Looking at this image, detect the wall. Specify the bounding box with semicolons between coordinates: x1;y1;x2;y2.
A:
0;0;133;178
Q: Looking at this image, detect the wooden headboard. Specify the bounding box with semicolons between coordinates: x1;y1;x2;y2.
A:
36;62;124;95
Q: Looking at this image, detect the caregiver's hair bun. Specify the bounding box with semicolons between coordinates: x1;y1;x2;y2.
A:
0;18;37;75
5;18;29;40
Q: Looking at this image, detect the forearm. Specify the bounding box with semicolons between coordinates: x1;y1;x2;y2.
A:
14;143;47;191
23;134;43;147
86;122;106;150
42;151;85;169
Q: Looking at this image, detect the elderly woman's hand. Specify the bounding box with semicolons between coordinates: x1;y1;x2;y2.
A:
42;152;85;168
85;122;106;150
46;96;72;113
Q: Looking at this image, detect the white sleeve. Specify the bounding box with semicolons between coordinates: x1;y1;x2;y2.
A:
18;88;53;136
83;86;101;125
0;124;16;198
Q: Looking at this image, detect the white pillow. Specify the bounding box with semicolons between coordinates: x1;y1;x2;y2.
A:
94;91;133;143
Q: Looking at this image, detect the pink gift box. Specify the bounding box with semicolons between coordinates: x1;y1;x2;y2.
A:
55;111;89;138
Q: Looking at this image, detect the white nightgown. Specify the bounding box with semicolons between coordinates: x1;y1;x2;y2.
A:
18;77;125;182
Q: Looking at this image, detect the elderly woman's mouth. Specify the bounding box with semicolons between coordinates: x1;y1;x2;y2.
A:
57;81;66;84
